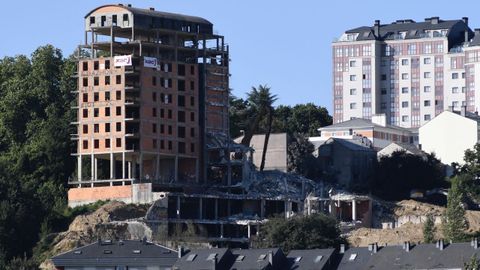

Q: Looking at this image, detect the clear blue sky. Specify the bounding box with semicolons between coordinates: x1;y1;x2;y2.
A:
1;0;480;112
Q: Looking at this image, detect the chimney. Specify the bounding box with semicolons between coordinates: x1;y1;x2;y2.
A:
373;243;378;253
474;238;479;249
461;105;467;117
438;239;444;250
127;4;132;7
178;246;184;258
268;251;274;266
374;20;381;37
368;244;373;252
212;257;217;270
405;241;410;252
463;17;469;26
340;244;346;254
149;7;155;11
431;17;439;24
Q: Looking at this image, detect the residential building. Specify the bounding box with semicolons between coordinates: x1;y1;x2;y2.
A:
313;114;415;150
333;17;478;128
286;249;336;270
419;108;480;164
234;133;288;172
377;142;426;159
51;239;178;270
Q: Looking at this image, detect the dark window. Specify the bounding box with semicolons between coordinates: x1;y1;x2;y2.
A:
381;74;387;80
116;122;121;132
152;107;157;117
105;123;110;132
83;109;88;118
168;109;172;119
168;63;173;72
178;95;185;107
160;109;164;118
178;80;185;91
112;15;117;25
190;65;195;75
160;78;165;87
94;77;99;86
160;93;165;103
178;142;185;154
178;64;185;76
101;16;106;26
89;16;95;25
116;138;121;147
105;107;110;116
94;61;99;70
160;124;165;133
105;60;110;69
168;125;172;135
83;125;88;134
190;143;195;153
168;79;173;88
190;81;195;90
152;123;157;133
83;77;88;87
83;140;88;149
190;97;194;106
160;140;165;149
152;76;156;86
190;128;195;137
83;93;88;102
94;124;99;133
94;108;99;117
153;139;157;149
116;75;121;84
168;141;172;150
83;62;88;71
190;112;195;121
105;91;110;101
116;91;121;100
116;106;121;116
123;14;129;21
105;76;110;85
94;92;99;102
105;139;110;148
152;92;157;101
94;140;99;149
178;111;185;122
178;127;185;138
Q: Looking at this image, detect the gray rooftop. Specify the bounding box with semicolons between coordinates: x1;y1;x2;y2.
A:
319;118;410;133
287;248;335;270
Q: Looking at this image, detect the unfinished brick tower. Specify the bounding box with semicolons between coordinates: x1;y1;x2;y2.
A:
69;4;232;204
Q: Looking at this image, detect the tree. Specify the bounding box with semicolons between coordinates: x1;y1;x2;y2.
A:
287;133;318;178
259;91;277;171
372;151;446;200
465;255;480;270
443;175;468;243
229;95;249;138
457;143;480;202
253;214;343;252
423;215;436;243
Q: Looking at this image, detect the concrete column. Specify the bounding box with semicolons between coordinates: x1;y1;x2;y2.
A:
220;224;224;238
176;196;181;219
110;153;114;179
77;155;82;181
94;157;98;180
247;224;251;238
128;161;132;179
214;199;219;219
90;153;94;181
352;199;357;221
199;198;203;219
122;152;126;179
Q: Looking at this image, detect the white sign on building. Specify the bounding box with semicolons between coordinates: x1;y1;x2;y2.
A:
143;57;158;68
114;55;132;67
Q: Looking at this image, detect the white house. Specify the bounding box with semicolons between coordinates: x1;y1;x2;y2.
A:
419;109;480;165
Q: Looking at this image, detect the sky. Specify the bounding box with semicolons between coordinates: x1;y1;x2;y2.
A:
1;0;480;112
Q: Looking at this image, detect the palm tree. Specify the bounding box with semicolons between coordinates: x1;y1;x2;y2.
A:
240;85;277;171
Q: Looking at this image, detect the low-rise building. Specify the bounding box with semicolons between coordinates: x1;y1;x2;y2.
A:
377;142;426;159
419;108;480;165
234;133;288;172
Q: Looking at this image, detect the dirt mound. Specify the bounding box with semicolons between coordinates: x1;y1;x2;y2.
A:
40;201;148;270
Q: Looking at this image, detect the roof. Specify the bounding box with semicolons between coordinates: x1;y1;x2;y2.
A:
379;142;426;157
344;17;470;41
470;31;480;46
85;4;212;25
322;138;375;152
287;249;335;270
51;239;178;267
318;118;410;133
230;248;283;270
174;248;231;270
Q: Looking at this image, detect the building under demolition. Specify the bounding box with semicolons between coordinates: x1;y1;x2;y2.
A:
68;4;372;245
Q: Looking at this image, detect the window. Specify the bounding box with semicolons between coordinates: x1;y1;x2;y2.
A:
94;108;99;117
402;115;409;122
116;122;121;132
402;101;409;108
83;77;88;87
168;109;172;119
424;114;431;121
178;111;185;122
89;16;95;25
153;139;157;149
190;97;195;106
350;75;356;81
116;138;121;147
462;72;465;79
452;73;459;79
94;61;99;70
424;58;431;64
178;142;185;153
116;91;121;100
152;76;156;86
82;62;88;71
401;59;409;65
105;91;110;101
381;74;387;81
152;123;157;133
424;100;431;107
402;73;409;80
178;64;186;76
105;76;110;85
407;44;416;55
94;77;99;86
105;139;110;148
152;92;157;102
462;87;466;93
453;101;459;107
105;60;110;69
452;87;459;93
116;106;121;116
160;124;165;134
190;81;195;90
105;107;110;116
94;140;99;149
94;124;99;133
82;125;88;134
349;60;356;67
350;103;357;109
160;140;165;149
94;92;99;102
116;75;121;84
190;65;195;75
401;87;409;94
350;88;357;95
178;95;185;107
83;93;88;102
424;86;431;93
168;125;172;135
190;143;195;153
83;140;88;149
123;13;129;22
178;80;185;91
160;109;165;118
83;109;88;118
152;107;157;117
190;112;195;121
424;44;432;54
381;88;387;95
190;128;195;137
424;72;431;79
178;127;185;138
168;141;172;150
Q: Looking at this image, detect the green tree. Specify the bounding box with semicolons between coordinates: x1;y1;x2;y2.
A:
464;255;480;270
254;214;343;252
423;214;436;243
457;143;480;202
287;133;318;178
443;175;468;243
229;94;249;138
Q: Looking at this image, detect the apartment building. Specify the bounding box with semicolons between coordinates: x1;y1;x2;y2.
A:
332;17;479;128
